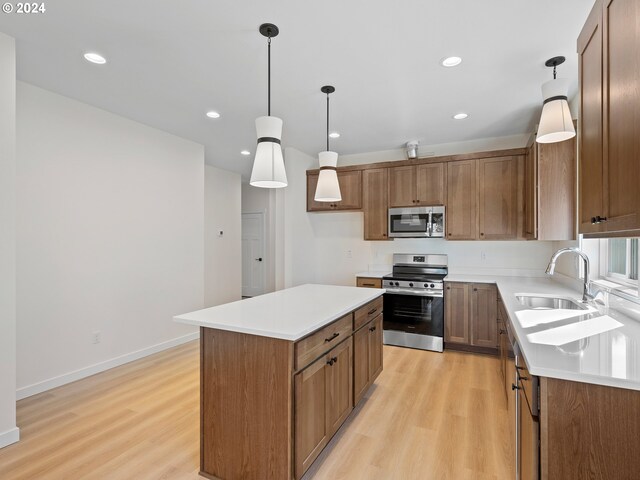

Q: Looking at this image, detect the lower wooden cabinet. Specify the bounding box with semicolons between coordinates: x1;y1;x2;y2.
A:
444;282;498;353
356;276;383;289
353;314;383;405
294;337;353;479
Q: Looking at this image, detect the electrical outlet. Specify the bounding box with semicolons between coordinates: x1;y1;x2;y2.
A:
346;250;353;259
92;331;101;344
481;252;487;261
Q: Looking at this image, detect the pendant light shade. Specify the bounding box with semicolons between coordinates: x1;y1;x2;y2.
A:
315;151;341;202
314;85;341;202
250;116;287;188
536;56;576;144
250;23;288;188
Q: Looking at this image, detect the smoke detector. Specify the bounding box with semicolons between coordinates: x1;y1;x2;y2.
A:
406;141;419;159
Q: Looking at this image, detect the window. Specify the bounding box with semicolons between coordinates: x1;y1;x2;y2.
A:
603;238;639;284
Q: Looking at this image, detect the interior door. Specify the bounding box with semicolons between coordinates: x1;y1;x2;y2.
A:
241;213;265;297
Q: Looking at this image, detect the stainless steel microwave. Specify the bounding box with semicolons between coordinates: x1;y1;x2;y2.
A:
388;206;445;238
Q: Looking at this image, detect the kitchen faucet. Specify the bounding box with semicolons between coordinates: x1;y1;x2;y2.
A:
545;247;593;302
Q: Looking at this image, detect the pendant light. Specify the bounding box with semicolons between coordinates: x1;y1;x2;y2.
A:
536;56;576;144
250;23;288;188
314;85;342;202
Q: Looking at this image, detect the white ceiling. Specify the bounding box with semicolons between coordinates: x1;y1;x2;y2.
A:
0;0;594;178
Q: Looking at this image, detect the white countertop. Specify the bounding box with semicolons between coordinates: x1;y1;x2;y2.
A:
174;284;384;341
446;274;640;391
355;271;390;279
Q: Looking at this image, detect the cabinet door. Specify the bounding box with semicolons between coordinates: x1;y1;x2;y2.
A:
523;143;537;239
325;338;353;437
294;355;328;479
334;170;362;210
538;138;577;240
470;283;498;348
446;160;478;240
307;171;362;212
578;2;604;234
353;325;369;405
518;387;539;480
478;156;520;240
444;283;470;344
601;0;640;233
416;163;445;205
368;315;383;383
363;168;389;240
388;165;417;207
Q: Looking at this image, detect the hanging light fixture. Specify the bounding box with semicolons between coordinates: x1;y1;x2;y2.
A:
536;56;576;144
314;85;342;202
250;23;288;188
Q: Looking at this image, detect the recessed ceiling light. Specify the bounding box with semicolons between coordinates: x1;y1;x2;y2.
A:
441;56;462;67
240;150;251;156
84;52;106;64
453;113;469;120
206;111;221;119
329;132;340;139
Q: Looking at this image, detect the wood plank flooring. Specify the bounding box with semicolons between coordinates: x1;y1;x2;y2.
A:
0;341;513;480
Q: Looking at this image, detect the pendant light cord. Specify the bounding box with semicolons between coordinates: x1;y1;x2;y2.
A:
267;36;271;116
326;93;330;151
553;64;557;80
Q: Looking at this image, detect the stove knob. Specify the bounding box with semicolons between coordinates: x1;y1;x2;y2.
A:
423;283;428;288
409;283;414;287
394;282;400;286
430;283;435;288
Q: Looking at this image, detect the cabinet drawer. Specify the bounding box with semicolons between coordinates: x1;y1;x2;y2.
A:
295;314;353;370
356;277;382;289
353;296;383;331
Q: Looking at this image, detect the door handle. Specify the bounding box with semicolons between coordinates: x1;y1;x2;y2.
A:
255;258;263;262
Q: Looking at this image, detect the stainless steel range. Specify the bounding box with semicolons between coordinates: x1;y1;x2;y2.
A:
382;253;447;352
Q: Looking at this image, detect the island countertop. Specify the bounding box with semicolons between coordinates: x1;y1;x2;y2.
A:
174;283;385;341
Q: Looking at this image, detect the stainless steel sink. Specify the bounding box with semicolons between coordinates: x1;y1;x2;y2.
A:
516;295;588;310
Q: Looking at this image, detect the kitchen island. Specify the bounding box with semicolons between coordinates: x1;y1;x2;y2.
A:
174;284;385;480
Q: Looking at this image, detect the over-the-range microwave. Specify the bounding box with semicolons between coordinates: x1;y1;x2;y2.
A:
388;206;445;238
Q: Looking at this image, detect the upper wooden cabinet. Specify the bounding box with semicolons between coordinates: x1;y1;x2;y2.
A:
389;163;445;207
478;156;521;240
524;139;577;240
578;0;640;236
363;168;389;240
446;160;478;240
307;170;362;212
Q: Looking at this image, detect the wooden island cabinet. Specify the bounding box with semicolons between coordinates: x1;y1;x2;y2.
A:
176;286;385;480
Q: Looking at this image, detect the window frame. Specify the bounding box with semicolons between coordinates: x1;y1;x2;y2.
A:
599;238;639;288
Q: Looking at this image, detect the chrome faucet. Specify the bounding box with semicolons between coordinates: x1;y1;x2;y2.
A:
545;247;593;302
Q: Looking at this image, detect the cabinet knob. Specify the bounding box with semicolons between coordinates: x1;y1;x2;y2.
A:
446;286;451;290
369;326;376;332
480;233;484;236
511;383;520;391
326;356;338;366
448;233;452;236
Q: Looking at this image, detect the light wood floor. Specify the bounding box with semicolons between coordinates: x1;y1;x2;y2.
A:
0;341;513;480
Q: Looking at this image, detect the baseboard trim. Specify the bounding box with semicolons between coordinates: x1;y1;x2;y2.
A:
0;427;20;449
16;331;200;400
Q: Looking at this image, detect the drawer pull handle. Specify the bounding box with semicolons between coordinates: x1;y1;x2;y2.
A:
368;308;378;315
369;326;376;332
362;283;375;287
327;356;338;366
324;332;340;343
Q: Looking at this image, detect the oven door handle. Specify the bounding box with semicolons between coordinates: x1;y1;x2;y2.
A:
384;289;443;297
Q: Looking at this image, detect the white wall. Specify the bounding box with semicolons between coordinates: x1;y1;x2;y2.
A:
205;165;242;305
0;33;19;448
16;82;206;398
282;144;556;288
241;186;277;293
